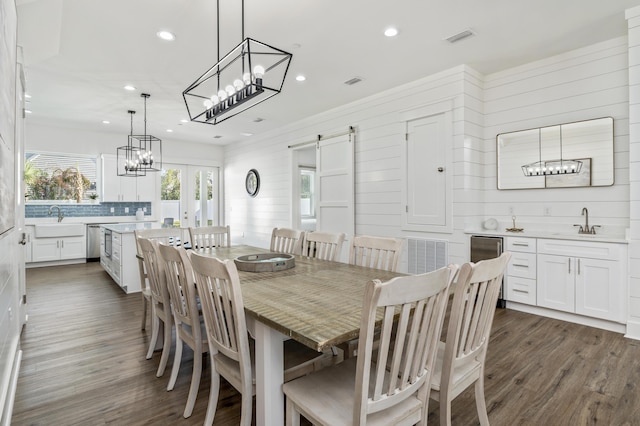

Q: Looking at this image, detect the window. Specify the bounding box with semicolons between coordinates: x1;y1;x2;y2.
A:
25;151;98;202
300;167;315;218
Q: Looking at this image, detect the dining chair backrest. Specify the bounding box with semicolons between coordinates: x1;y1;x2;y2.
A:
137;237;170;308
135;227;185;253
157;244;201;337
270;227;303;255
189;225;230;249
300;231;346;262
431;251;512;426
349;235;404;272
354;264;456;423
190;252;251;385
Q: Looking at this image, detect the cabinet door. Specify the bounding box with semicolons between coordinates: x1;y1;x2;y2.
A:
60;236;86;260
135;173;156;202
537;254;574;313
575;258;622;322
102;155;121;202
32;239;60;262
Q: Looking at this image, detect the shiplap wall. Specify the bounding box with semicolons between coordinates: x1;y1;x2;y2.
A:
625;7;640;338
482;37;630;232
225;65;484;270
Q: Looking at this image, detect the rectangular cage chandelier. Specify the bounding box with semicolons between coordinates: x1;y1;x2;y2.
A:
182;0;292;125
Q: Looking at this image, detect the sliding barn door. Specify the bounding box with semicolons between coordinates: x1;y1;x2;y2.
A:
315;133;354;260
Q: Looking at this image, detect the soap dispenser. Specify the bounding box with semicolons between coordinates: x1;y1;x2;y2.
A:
135;208;145;221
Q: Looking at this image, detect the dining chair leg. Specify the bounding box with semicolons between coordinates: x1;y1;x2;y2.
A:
285;397;301;426
475;374;490;426
240;389;253;426
156;317;172;377
141;294;148;330
146;306;160;360
204;365;220;426
167;337;183;391
440;395;453;426
183;350;202;418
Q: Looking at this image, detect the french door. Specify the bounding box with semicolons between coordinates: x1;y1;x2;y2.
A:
160;164;220;228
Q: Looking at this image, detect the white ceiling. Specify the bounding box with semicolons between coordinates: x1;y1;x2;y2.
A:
16;0;640;146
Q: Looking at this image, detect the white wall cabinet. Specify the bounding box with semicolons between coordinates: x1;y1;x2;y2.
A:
32;236;86;262
102;154;156;202
536;239;626;323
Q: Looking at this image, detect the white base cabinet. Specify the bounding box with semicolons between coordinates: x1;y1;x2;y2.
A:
100;227;140;293
504;237;627;325
32;236;86;263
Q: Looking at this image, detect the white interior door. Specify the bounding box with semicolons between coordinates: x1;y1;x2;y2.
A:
161;164;219;228
315;133;354;261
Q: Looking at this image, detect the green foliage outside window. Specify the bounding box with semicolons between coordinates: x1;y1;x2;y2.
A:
24;155;93;202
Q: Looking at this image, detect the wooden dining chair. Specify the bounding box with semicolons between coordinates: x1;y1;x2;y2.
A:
300;231;346;261
270;227;303;255
430;252;512;426
135;228;184;331
283;264;457;426
158;243;208;419
340;234;405;358
349;235;404;272
137;237;173;377
190;252;339;426
189;225;230;249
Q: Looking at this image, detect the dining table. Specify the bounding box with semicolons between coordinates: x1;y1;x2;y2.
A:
192;244;404;426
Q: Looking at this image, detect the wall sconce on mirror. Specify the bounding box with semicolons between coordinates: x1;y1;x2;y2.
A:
496;117;614;190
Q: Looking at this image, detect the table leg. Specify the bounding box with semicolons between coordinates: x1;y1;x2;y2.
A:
253;320;284;426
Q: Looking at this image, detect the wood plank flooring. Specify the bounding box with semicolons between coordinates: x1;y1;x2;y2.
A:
12;262;640;425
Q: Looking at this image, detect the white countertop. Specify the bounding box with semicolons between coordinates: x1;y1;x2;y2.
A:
101;222;168;233
465;228;628;244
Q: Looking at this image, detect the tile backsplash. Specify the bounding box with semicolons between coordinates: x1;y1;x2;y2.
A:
25;202;152;218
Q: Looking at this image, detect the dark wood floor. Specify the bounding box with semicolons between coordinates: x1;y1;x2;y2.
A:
11;262;640;425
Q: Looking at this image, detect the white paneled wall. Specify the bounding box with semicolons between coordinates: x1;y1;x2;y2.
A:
482;37;630;233
225;65;484;268
626;6;640;338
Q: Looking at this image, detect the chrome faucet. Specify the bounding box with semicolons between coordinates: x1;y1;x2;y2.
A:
574;207;600;235
48;205;64;222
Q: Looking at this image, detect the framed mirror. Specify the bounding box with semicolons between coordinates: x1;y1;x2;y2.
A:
496;117;614;190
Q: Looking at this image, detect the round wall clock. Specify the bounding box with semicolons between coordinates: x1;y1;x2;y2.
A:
245;169;260;197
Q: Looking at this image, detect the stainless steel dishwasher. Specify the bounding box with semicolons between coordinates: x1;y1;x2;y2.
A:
86;224;103;261
470;235;505;308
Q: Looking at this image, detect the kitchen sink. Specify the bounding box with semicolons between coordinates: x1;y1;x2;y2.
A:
35;223;85;238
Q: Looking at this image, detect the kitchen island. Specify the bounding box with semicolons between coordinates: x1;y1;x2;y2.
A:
100;222;175;293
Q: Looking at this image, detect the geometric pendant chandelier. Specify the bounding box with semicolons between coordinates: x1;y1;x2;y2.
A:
117;110;146;177
117;94;162;176
182;0;292;125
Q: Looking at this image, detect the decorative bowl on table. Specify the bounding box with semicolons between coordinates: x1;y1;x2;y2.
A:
234;253;295;272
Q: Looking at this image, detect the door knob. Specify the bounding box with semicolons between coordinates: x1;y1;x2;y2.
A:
19;233;26;245
437;167;444;172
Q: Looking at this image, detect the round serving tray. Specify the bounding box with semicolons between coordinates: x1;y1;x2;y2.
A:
234;253;295;273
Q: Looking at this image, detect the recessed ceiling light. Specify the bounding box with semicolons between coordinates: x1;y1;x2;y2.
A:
241;132;253;137
296;75;306;82
102;120;110;124
157;30;176;41
384;27;398;37
24;109;32;114
180;119;189;123
124;85;136;91
166;129;173;133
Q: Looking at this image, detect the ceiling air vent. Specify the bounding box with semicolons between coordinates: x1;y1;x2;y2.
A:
444;29;474;43
213;135;223;139
344;77;363;86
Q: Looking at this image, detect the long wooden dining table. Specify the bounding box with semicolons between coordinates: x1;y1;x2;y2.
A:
192;245;404;426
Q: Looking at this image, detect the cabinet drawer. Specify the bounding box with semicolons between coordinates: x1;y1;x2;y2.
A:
537;238;623;261
112;245;121;262
506;276;536;305
112;232;122;245
506;237;536;253
508;252;537;279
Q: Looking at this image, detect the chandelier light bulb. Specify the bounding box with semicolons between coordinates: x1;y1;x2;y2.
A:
253;65;265;78
218;89;228;101
204;99;213;109
210;95;220;106
234;79;244;90
225;85;235;96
